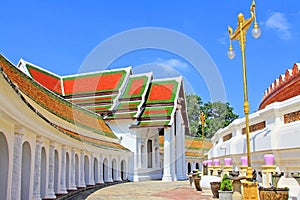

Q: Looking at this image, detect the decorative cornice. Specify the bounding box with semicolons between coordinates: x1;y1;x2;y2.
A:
260;63;300;109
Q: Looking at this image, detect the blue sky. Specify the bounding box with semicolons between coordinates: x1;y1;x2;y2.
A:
1;1;300;117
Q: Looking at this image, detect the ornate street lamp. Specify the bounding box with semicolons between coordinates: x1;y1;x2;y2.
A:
227;1;261;199
200;112;206;160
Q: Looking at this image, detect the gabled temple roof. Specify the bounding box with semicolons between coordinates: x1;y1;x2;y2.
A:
18;59;131;115
17;58;190;134
106;73;152;120
130;77;183;129
2;55;117;139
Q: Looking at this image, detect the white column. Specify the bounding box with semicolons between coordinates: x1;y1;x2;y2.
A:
32;140;43;200
107;156;113;182
47;143;56;198
162;128;172;181
59;147;67;194
98;155;104;184
170;125;177;181
181;125;187;178
69;149;77;190
11;133;24;200
88;155;95;185
78;151;86;187
116;156;122;181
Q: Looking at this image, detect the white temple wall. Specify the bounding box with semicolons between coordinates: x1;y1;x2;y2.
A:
208;95;300;175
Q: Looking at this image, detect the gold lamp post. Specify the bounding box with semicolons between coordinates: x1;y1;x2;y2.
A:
200;112;206;160
227;1;261;199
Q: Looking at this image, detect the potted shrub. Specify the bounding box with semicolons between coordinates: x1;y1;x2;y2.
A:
218;174;233;200
193;169;202;191
259;172;289;200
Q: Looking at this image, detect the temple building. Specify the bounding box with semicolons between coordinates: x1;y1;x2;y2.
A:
0;54;189;199
207;63;300;174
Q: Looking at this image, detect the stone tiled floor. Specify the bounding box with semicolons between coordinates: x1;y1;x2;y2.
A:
86;180;216;200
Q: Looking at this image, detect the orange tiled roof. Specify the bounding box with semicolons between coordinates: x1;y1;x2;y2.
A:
159;136;212;158
0;54;116;138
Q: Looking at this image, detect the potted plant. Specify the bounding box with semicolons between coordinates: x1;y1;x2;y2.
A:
259;172;289;200
193;169;202;191
210;181;220;198
218;174;233;200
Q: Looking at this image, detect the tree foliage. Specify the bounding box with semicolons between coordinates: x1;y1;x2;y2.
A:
186;94;238;138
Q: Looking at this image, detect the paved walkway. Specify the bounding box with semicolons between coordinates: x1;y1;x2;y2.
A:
86;180;216;200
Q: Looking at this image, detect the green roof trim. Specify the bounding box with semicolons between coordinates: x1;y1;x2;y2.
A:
86;104;112;112
107;112;136;119
70;95;117;105
121;75;149;99
141;106;174;118
139;120;170;127
116;101;141;110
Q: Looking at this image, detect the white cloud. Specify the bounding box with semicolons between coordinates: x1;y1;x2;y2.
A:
265;12;291;40
154;58;189;69
217;31;229;46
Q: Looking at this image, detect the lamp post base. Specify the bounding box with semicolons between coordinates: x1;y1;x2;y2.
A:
242;180;258;200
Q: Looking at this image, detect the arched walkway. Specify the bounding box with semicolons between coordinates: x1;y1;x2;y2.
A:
121;160;126;181
41;147;47;198
112;159;117;181
0;133;9;199
187;162;191;173
21;142;31;199
94;157;99;183
75;154;79;186
196;163;199;170
103;158;108;182
84;155;90;185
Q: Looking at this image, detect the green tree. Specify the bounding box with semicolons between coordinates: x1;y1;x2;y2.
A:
186;94;238;138
186;94;202;136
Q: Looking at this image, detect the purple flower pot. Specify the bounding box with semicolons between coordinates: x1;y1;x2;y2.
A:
224;158;232;166
264;154;275;165
203;160;207;166
207;160;212;166
214;159;220;166
241;156;248;166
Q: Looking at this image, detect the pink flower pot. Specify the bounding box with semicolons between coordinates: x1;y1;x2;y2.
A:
207;160;212;166
214;159;220;166
224;158;232;166
241;156;248;166
264;154;275;165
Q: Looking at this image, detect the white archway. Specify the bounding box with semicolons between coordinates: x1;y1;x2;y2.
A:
112;159;117;181
75;154;79;186
94;157;99;183
103;158;108;182
0;133;9;199
21;142;32;199
84;155;89;185
41;147;47;198
121;159;126;181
